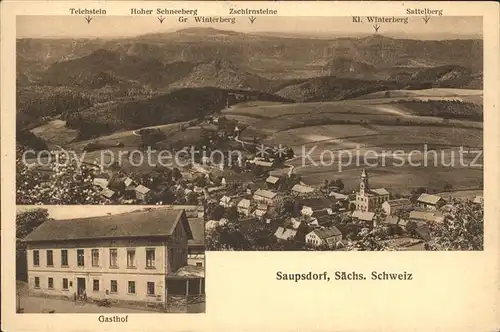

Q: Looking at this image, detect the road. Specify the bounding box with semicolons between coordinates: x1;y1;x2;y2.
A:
19;295;156;313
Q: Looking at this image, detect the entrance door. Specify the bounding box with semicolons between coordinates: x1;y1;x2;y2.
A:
77;278;86;296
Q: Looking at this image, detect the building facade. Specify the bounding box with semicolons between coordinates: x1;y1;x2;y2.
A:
23;209;194;310
355;168;390;212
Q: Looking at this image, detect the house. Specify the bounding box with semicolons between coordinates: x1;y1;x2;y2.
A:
291;184;316;195
355;169;390;212
329;192;349;202
255;204;269;218
205;218;228;231
299;197;333;216
187;218;205;268
473;196;484;205
135;185;152;202
22;209;195;309
382;198;412;216
416;193;445;210
351;210;375;225
409;211;444;223
108;178;126;195
414;223;431;241
274;227;297;241
252;189;279;205
249;158;275;168
311;209;332;226
305;226;343;249
93;178;109;190
219;195;233;208
123;177;134;187
221;172;246;188
237;199;251;216
265;175;280;189
100;188;116;200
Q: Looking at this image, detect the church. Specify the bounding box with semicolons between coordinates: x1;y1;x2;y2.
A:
355;168;390;212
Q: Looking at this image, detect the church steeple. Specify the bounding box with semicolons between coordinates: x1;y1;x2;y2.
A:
360;168;369;195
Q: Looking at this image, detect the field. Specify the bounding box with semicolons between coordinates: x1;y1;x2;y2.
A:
355;88;483;105
30;119;79;146
227;93;483;195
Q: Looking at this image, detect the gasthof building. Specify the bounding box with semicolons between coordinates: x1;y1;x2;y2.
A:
22;208;203;310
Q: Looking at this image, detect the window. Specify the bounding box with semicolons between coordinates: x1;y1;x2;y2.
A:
46;250;53;266
146;249;155;268
110;280;118;293
77;249;84;267
93;279;99;292
61;250;68;266
91;249;99;267
62;278;69;290
109;249;118;268
48;277;54;289
196;262;203;267
34;277;40;288
33;250;40;266
147;282;155;296
127;249;136;268
128;281;135;294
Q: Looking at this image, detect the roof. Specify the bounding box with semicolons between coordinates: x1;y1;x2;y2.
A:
292;184;315;193
312;209;330;219
135;184;151;194
329;192;348;200
398;219;409;227
266;176;280;184
101;188;115;199
220;195;232;203
417;193;443;205
299;197;333;210
473;196;484;204
383;198;411;207
253;189;277;200
409;211;442;222
168;265;204;279
351;210;375;221
415;225;431;241
93;178;109;188
188;218;204;247
124;177;134;187
371;188;390;196
257;203;268;210
24;209;193;243
309;226;342;239
274;227;297;240
237;199;251;208
254;160;273;167
384;215;399;225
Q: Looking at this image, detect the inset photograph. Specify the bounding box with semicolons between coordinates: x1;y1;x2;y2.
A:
16;205;205;313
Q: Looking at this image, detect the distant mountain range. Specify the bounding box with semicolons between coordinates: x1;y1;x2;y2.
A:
17;28;483;80
16;27;483;136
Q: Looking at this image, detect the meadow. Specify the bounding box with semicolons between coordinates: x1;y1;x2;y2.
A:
229;94;483;195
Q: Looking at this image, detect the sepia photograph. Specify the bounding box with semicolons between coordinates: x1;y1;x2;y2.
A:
16;15;483;251
16;205;205;313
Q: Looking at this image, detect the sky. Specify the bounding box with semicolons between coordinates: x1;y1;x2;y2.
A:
17;16;482;40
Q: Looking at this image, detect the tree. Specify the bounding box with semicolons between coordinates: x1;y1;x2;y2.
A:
428;200;483;250
16;148;106;204
335;179;345;191
225;206;239;222
16;208;50;281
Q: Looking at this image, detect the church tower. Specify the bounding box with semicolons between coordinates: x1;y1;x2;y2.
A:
360;168;369;196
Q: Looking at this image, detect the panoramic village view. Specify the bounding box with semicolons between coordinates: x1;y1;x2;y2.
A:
16;17;484;252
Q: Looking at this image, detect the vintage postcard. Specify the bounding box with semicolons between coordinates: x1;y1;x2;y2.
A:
2;1;499;331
